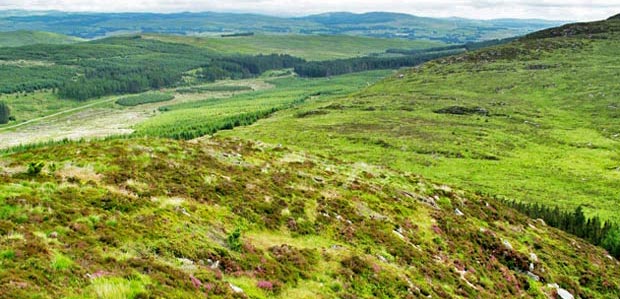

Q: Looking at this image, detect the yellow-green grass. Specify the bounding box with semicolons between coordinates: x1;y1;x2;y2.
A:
222;36;620;222
144;34;444;61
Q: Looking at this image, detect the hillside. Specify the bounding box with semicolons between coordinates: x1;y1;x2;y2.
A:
0;11;564;43
0;137;618;298
0;30;82;47
1;11;620;299
143;34;443;61
223;16;620;226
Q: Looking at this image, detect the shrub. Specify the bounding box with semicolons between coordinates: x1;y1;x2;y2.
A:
227;228;242;252
27;161;45;176
0;101;10;124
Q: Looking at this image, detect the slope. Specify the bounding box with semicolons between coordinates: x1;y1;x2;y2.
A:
223;16;620;225
0;30;82;47
0;137;618;298
143;34;443;61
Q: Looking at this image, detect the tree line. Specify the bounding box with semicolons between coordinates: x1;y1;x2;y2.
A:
506;201;620;258
386;37;518;56
294;50;463;78
0;35;467;101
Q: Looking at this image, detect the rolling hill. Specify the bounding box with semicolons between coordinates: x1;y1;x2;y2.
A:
0;30;82;47
223;16;620;225
0;11;619;299
0;10;565;43
143;34;443;61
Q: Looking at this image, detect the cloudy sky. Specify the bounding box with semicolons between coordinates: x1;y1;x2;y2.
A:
1;0;618;21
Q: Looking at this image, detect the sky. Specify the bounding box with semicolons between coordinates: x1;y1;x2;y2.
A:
0;0;619;21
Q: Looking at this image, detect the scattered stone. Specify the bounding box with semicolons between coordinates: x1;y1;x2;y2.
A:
229;283;244;294
526;271;540;281
174;206;191;216
49;231;58;239
548;283;574;299
530;253;538;262
210;260;220;270
557;288;574;299
535;218;547;226
377;255;388;263
502;240;513;250
393;230;406;240
455;208;465;216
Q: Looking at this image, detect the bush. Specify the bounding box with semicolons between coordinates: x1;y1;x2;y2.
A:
27;161;45;176
227;228;242;252
0;101;10;124
602;227;620;257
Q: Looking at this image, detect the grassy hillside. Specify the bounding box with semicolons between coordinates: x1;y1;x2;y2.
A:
222;17;620;224
0;30;82;47
1;14;620;299
144;34;443;61
0;137;618;298
0;11;564;42
136;71;389;139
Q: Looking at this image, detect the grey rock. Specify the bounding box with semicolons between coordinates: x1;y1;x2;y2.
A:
502;240;513;250
557;288;574;299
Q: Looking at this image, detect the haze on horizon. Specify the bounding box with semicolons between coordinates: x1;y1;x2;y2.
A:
0;0;619;22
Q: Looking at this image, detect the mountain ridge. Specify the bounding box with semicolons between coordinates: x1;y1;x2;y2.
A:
0;10;566;43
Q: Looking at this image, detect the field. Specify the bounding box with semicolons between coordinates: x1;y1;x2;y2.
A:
136;71;390;139
0;30;83;47
0;79;274;149
145;34;444;61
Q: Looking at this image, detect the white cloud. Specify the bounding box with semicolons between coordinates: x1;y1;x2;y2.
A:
0;0;618;21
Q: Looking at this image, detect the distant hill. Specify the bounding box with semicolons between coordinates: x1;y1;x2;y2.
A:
0;10;565;43
0;30;83;47
144;34;444;61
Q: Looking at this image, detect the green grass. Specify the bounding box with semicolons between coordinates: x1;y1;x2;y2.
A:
86;275;150;299
115;92;175;107
136;71;391;139
144;34;444;61
0;91;89;127
0;137;617;298
0;30;83;47
51;251;74;270
222;30;620;222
